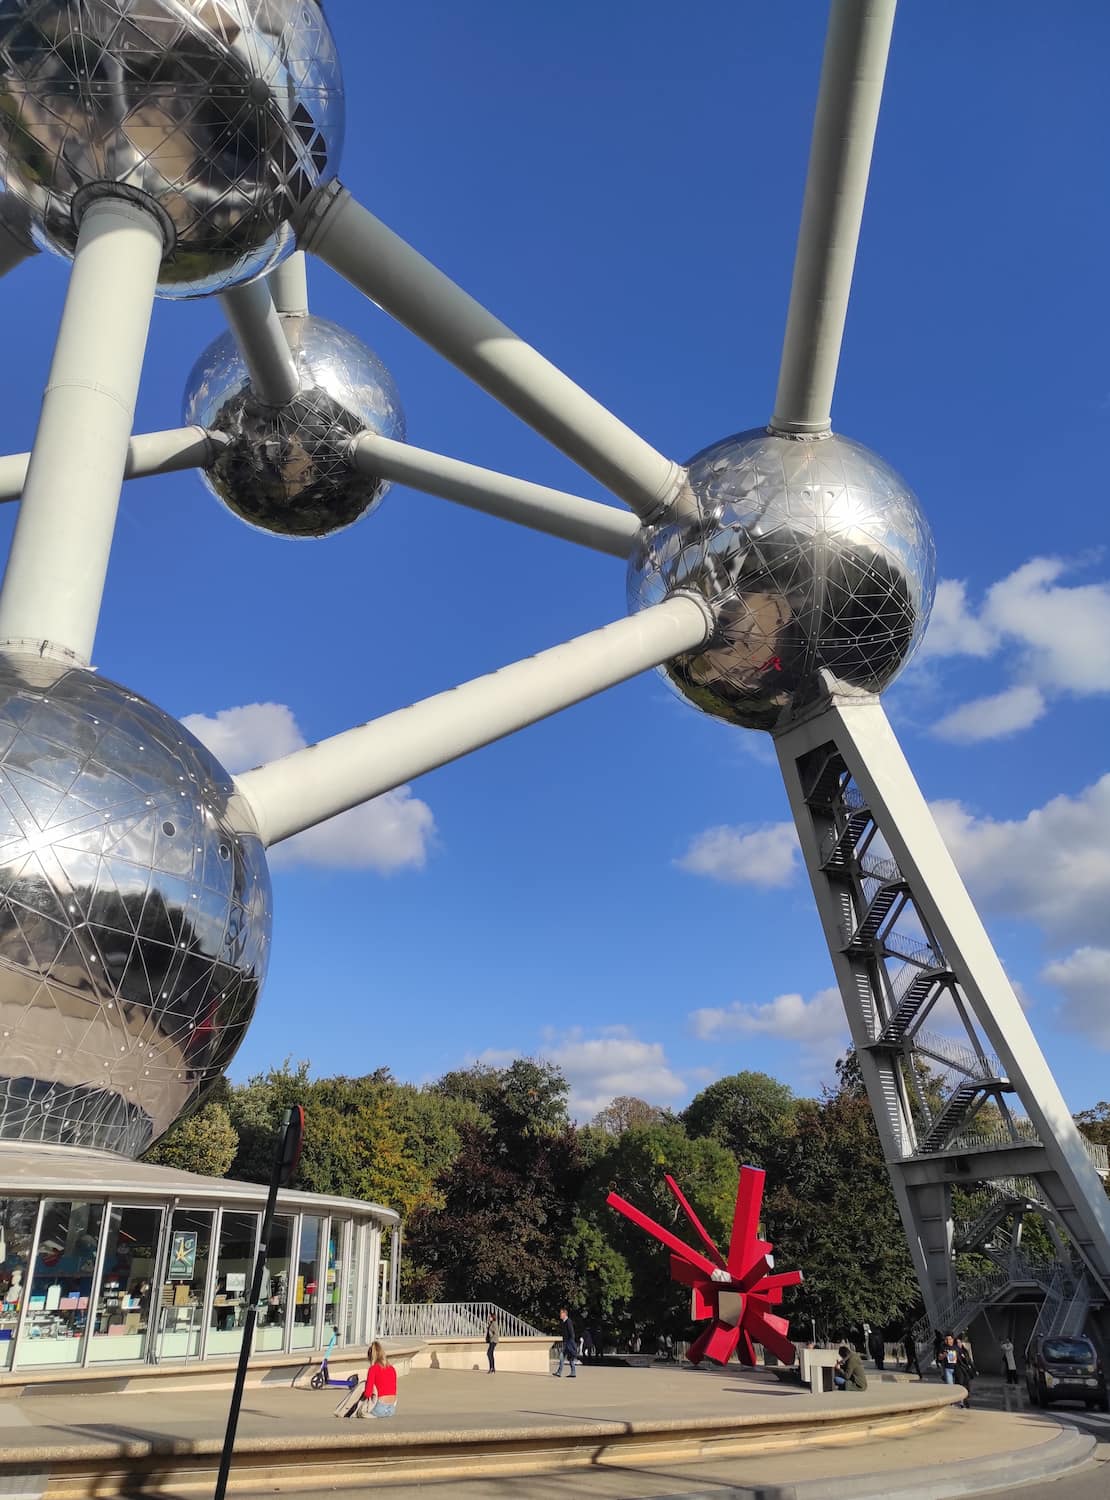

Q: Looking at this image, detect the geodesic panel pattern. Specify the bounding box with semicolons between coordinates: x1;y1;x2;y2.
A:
628;428;935;730
183;312;405;536
0;653;271;1156
0;0;343;297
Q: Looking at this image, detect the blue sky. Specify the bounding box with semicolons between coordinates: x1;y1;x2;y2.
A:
3;0;1109;1119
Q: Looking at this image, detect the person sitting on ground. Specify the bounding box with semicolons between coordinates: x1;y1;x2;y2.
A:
361;1340;398;1417
834;1344;868;1391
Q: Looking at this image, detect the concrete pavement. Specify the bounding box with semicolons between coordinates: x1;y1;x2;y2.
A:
0;1361;1092;1497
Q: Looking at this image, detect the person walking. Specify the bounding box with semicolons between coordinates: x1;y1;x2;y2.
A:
936;1332;960;1385
867;1327;885;1371
903;1329;920;1378
485;1313;498;1374
554;1307;578;1378
834;1345;868;1391
955;1340;976;1408
999;1336;1018;1387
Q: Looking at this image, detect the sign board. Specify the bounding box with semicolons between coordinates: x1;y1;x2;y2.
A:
168;1230;198;1282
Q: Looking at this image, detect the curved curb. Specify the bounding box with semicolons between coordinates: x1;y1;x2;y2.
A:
652;1424;1096;1500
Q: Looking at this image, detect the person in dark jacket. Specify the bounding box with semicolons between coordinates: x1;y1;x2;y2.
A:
834;1345;868;1391
867;1328;885;1370
554;1307;578;1378
955;1342;976;1408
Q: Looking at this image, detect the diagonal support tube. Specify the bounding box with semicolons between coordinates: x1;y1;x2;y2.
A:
352;432;639;558
220;277;301;407
770;0;897;435
236;594;712;847
268;250;310;316
0;425;220;502
298;183;687;522
0;198;165;664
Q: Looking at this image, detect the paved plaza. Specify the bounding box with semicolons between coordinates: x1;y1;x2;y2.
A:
0;1362;1097;1498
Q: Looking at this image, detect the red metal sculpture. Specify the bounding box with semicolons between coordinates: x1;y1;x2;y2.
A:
606;1165;801;1366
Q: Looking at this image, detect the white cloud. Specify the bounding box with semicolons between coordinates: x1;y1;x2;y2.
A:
919;579;999;661
479;1027;687;1121
690;986;847;1065
917;558;1110;739
1041;947;1110;1048
983;557;1110;696
183;701;436;873
182;703;303;772
933;774;1110;945
932;684;1047;743
691;986;844;1043
270;787;436;872
676;821;799;888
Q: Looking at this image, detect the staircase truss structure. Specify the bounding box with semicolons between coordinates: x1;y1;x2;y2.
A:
776;677;1110;1330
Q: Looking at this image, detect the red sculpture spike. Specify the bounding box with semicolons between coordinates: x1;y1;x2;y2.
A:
606;1165;803;1368
727;1165;765;1277
664;1174;727;1268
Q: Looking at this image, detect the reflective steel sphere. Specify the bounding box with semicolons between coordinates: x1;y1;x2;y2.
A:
628;429;935;730
0;654;271;1155
0;0;343;298
183;313;405;537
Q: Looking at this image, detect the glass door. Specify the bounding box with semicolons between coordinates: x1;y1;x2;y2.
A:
207;1211;259;1356
157;1209;213;1360
87;1205;163;1363
19;1199;104;1368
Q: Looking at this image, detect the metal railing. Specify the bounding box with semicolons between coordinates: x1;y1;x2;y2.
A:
914;1029;1005;1084
376;1302;547;1340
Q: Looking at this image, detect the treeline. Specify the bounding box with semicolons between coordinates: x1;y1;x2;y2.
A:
146;1058;1110;1344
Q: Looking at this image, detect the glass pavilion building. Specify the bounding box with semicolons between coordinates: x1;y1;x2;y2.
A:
0;1143;400;1374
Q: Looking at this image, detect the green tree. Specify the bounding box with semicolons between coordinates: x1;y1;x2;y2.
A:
223;1061;474;1220
683;1071;798;1170
144;1099;238;1177
575;1120;739;1341
405;1060;584;1323
764;1056;918;1339
1076;1102;1110;1149
592;1096;669;1135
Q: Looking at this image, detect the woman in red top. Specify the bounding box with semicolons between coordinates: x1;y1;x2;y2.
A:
362;1340;398;1417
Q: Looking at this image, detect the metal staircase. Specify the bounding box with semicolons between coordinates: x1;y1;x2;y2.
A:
774;707;1110;1335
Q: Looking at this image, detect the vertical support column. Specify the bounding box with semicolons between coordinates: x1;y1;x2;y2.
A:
366;1225;381;1342
774;681;1110;1324
0;198;165;664
775;703;950;1320
389;1226;401;1305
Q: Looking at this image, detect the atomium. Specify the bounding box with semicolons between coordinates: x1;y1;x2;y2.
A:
183;312;404;536
0;653;270;1155
627;429;935;730
0;0;343;297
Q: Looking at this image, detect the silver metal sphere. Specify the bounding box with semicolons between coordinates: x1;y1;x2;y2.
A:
183;313;405;537
628;429;935;730
0;653;271;1156
0;0;343;299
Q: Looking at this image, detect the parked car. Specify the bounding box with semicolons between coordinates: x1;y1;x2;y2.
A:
1026;1334;1108;1410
